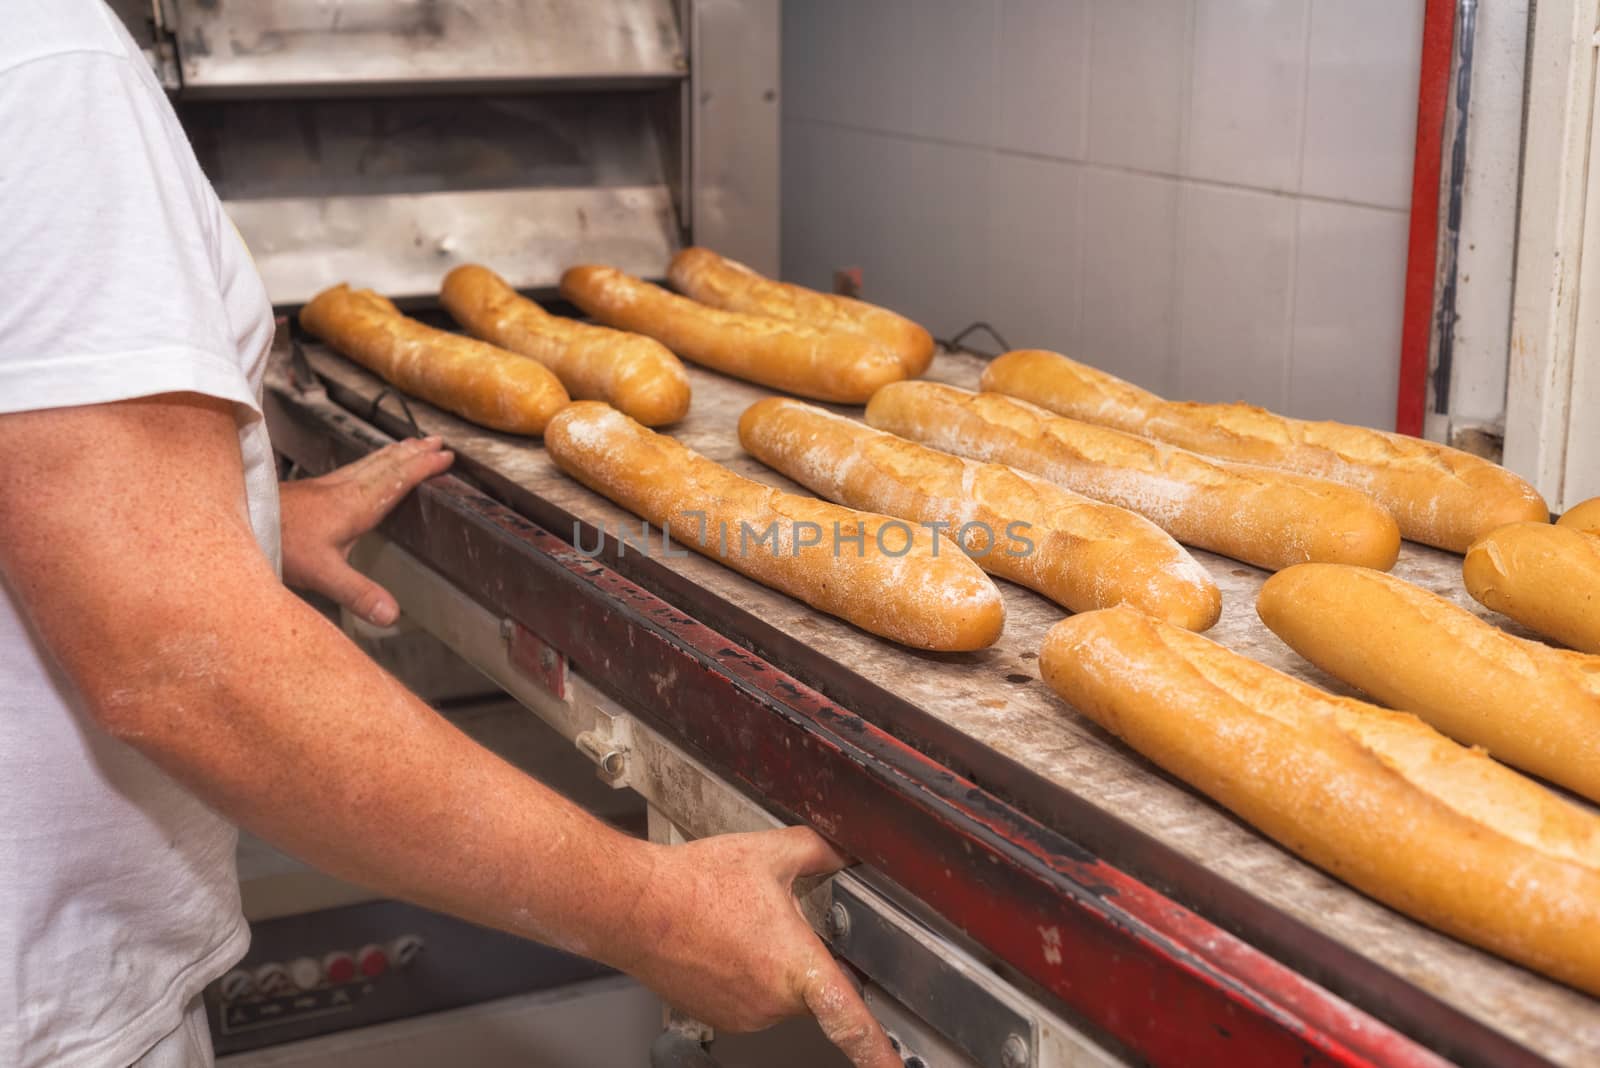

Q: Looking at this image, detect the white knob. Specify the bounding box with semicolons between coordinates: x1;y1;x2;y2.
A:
388;934;425;968
287;956;322;991
218;969;254;1000
253;962;293;997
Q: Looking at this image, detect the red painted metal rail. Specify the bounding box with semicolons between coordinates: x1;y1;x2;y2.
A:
1397;0;1459;436
265;381;1477;1068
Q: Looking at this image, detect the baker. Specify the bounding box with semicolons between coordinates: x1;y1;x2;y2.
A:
0;4;898;1066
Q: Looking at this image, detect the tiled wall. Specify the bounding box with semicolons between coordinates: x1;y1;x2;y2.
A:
780;0;1424;429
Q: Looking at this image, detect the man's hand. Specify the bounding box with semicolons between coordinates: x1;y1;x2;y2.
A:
279;436;453;625
619;827;901;1068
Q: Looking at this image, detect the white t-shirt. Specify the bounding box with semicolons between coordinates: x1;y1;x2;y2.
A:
0;3;279;1064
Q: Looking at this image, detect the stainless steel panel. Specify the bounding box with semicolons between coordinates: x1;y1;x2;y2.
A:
689;0;780;274
183;94;674;201
229;185;678;306
171;0;686;97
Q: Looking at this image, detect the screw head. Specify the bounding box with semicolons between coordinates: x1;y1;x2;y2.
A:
1001;1033;1029;1068
826;902;851;942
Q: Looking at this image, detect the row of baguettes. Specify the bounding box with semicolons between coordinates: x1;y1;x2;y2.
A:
300;263;1231;648
299;250;936;429
305;265;1600;999
305;262;1551;576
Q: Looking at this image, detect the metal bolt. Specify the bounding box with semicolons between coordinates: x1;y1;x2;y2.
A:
826;902;851;942
1000;1033;1030;1068
539;646;557;671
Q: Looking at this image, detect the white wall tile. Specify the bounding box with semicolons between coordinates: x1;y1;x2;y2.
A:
781;119;992;340
1086;0;1191;174
1186;0;1310;192
1174;184;1296;408
996;0;1092;160
988;154;1083;353
1289;201;1409;428
1078;168;1180;391
1300;0;1425;209
782;0;999;147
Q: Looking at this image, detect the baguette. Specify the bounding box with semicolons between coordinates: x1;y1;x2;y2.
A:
982;349;1548;552
1559;496;1600;537
560;265;909;404
1258;563;1600;801
544;402;1004;651
864;382;1400;572
1463;522;1600;652
738;397;1220;630
440;264;690;426
669;247;935;375
1041;605;1600;996
299;283;569;435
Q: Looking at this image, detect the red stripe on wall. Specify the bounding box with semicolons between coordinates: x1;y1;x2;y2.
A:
1396;0;1458;436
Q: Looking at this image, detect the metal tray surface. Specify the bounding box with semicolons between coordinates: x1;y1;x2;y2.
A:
295;341;1600;1066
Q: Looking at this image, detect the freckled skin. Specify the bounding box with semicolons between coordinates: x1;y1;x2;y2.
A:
0;392;899;1068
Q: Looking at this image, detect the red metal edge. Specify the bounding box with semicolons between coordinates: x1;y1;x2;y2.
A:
1397;0;1458;436
506;621;568;699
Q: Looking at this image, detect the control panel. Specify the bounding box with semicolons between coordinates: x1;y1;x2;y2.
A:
207;899;610;1054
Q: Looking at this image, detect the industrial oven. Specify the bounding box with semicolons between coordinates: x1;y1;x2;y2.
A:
112;2;1597;1066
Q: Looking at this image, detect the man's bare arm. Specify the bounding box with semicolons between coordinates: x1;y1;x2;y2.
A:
0;393;896;1067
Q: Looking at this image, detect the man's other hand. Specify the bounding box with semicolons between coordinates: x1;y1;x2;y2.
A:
621;827;902;1068
279;436;453;625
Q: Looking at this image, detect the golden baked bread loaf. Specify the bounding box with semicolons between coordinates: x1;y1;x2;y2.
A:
1463;522;1600;652
982;349;1548;552
299;284;569;435
544;402;1004;651
440;264;689;427
1041;605;1600;996
668;247;935;375
1558;496;1600;537
1258;563;1600;801
560;265;908;404
738;397;1220;630
864;382;1400;572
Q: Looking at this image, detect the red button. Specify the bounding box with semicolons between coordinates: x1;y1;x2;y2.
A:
357;943;388;978
323;951;356;984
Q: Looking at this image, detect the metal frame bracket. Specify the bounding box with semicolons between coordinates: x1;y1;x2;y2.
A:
827;881;1035;1068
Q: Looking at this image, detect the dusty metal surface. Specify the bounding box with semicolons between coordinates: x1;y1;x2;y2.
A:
294;341;1600;1066
230;186;677;308
168;0;685;97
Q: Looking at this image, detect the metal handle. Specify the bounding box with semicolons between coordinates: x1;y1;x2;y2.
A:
649;1028;723;1068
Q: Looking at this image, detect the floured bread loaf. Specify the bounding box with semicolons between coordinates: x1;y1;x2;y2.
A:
545;401;1005;651
1042;605;1600;996
739;396;1220;629
561;265;910;404
669;247;934;375
299;283;569;435
1464;522;1600;653
1258;563;1600;802
1559;497;1600;537
982;348;1548;552
864;381;1399;572
441;264;689;426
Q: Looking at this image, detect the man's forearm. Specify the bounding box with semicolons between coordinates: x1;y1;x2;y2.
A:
91;570;656;967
